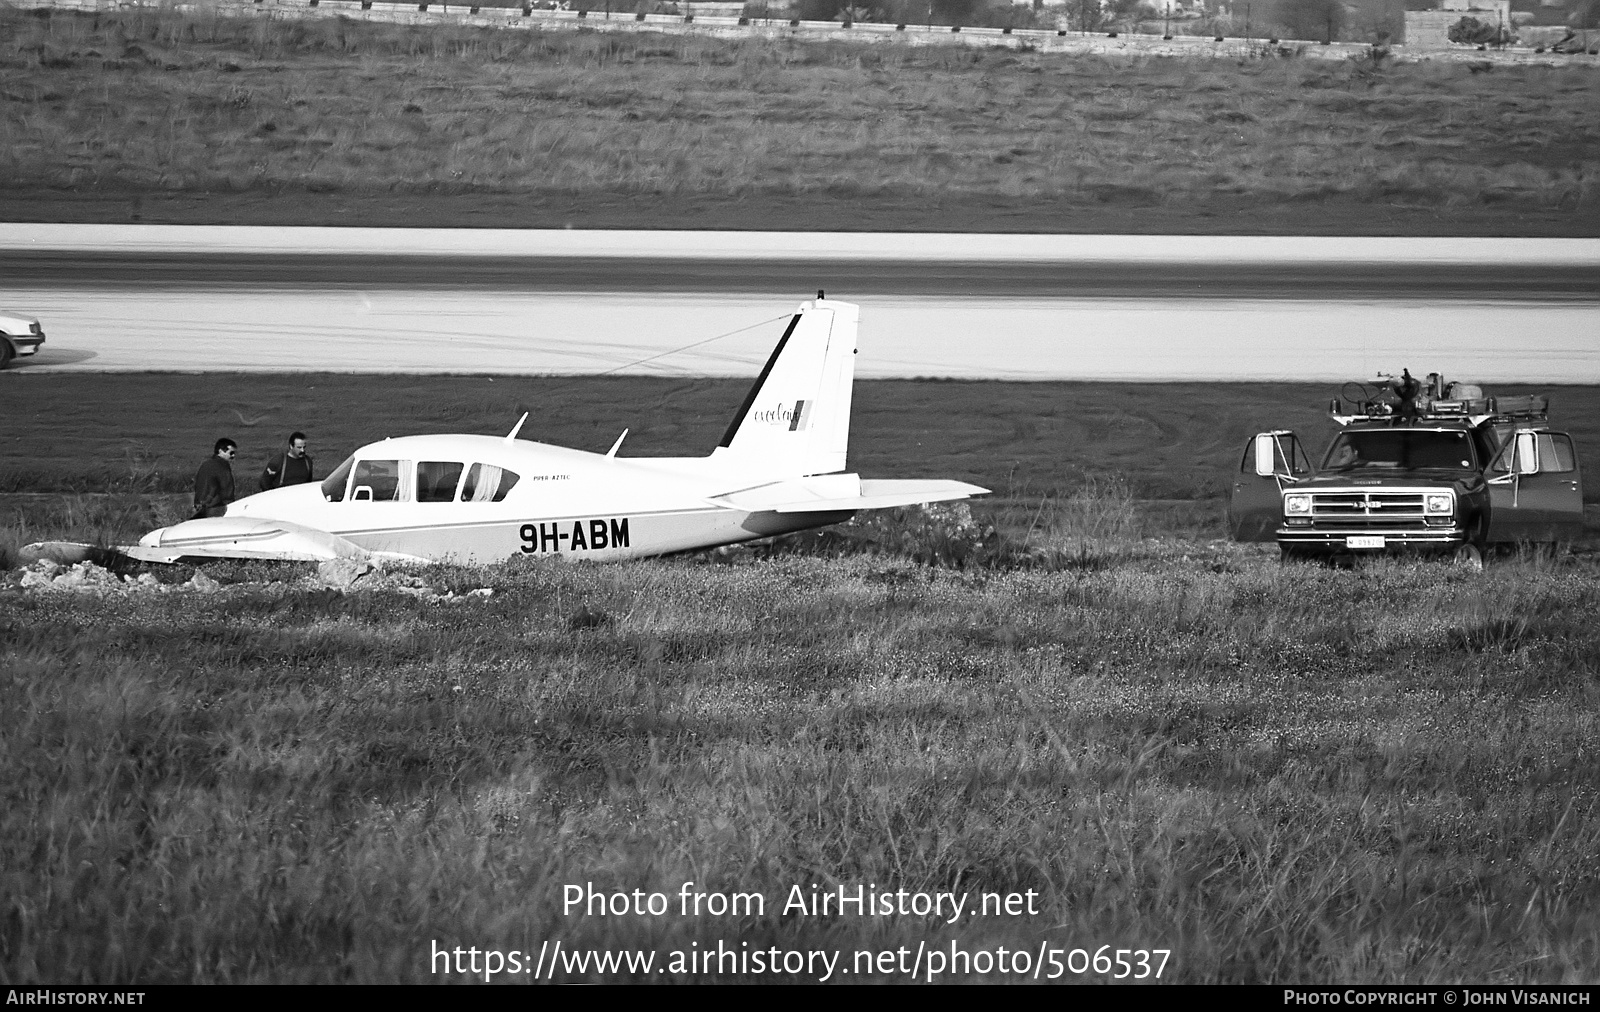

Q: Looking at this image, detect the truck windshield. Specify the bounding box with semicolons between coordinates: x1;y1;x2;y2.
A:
1322;430;1476;471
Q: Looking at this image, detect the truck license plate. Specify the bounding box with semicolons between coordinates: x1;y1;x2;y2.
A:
1346;535;1386;549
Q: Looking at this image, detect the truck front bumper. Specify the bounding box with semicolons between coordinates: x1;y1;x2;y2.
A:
1277;526;1465;551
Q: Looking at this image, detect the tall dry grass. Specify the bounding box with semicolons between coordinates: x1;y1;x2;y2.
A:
4;489;1600;982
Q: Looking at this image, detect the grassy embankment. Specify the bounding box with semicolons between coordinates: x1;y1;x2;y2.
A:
4;501;1600;982
1;5;1597;233
4;378;1600;982
5;373;1599;559
5;374;1600;498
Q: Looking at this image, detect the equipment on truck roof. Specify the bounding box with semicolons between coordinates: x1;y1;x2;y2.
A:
1328;372;1549;426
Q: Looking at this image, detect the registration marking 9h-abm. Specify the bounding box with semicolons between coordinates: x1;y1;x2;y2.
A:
520;518;630;554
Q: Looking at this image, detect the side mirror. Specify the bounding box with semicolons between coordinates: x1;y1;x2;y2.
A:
1253;433;1278;477
1514;432;1539;475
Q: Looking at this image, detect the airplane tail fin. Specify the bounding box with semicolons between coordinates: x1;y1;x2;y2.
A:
715;297;857;476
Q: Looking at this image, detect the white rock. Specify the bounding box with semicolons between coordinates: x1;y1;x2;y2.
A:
316;558;373;590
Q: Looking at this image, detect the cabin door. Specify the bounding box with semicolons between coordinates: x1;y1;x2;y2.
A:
1486;430;1584;544
1228;431;1310;542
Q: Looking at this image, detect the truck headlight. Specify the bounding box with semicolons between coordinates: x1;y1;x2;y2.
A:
1424;493;1453;515
1284;494;1312;516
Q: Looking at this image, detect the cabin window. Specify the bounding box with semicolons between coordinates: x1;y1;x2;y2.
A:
1488;441;1511;473
350;460;403;502
416;461;465;502
321;454;356;502
459;463;520;502
1493;433;1576;473
1540;434;1577;473
1240;435;1309;475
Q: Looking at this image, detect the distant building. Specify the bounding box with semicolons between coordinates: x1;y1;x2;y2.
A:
1403;0;1509;45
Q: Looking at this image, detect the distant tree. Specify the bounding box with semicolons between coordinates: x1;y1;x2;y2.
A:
933;0;983;22
1108;0;1154;31
793;0;851;18
1066;0;1109;31
1270;0;1346;40
872;0;986;24
1344;0;1403;44
1446;14;1504;44
981;2;1053;28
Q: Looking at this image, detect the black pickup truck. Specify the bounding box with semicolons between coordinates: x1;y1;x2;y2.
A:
1228;376;1583;564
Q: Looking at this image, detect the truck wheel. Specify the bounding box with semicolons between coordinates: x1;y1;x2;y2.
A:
1451;542;1484;571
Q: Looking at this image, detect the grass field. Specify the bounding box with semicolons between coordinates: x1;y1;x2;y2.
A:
2;373;1597;503
3;377;1600;983
4;504;1600;982
2;5;1597;234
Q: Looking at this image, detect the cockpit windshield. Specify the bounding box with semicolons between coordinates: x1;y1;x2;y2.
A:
1322;430;1476;471
321;454;356;501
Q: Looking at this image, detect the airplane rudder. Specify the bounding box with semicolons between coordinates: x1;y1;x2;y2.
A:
718;299;858;472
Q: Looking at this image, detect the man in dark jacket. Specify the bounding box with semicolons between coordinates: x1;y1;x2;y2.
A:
260;431;314;491
193;438;237;519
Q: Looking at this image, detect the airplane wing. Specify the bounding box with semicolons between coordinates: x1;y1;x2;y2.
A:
124;516;385;564
708;475;989;514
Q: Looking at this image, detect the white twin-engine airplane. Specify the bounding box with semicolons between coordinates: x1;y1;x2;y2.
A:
126;297;989;565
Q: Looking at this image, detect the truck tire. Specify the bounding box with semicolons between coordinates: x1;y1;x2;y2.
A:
1451;542;1484;571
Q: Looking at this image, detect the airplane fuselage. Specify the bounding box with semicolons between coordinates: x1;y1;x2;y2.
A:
124;299;986;566
226;433;851;563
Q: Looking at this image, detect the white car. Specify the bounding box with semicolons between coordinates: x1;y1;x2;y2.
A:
0;309;45;369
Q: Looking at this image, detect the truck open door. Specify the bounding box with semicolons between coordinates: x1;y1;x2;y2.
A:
1228;431;1311;541
1486;429;1584;545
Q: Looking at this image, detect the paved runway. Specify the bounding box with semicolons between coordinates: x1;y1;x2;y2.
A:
5;289;1597;382
4;225;1598;299
2;226;1595;381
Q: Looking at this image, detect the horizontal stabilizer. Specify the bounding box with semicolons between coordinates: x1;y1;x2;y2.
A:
709;476;988;514
125;516;374;564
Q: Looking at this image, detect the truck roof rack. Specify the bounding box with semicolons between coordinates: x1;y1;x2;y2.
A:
1327;375;1549;426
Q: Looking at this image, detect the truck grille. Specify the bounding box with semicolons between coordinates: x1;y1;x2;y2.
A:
1307;491;1430;531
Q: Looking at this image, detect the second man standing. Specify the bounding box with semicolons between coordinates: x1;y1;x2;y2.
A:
260;431;315;491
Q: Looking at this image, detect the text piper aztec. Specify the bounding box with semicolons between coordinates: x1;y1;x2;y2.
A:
127;297;988;565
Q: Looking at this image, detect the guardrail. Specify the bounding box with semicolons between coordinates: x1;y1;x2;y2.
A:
22;0;1600;65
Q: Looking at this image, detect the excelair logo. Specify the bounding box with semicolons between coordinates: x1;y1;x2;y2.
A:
750;400;812;432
